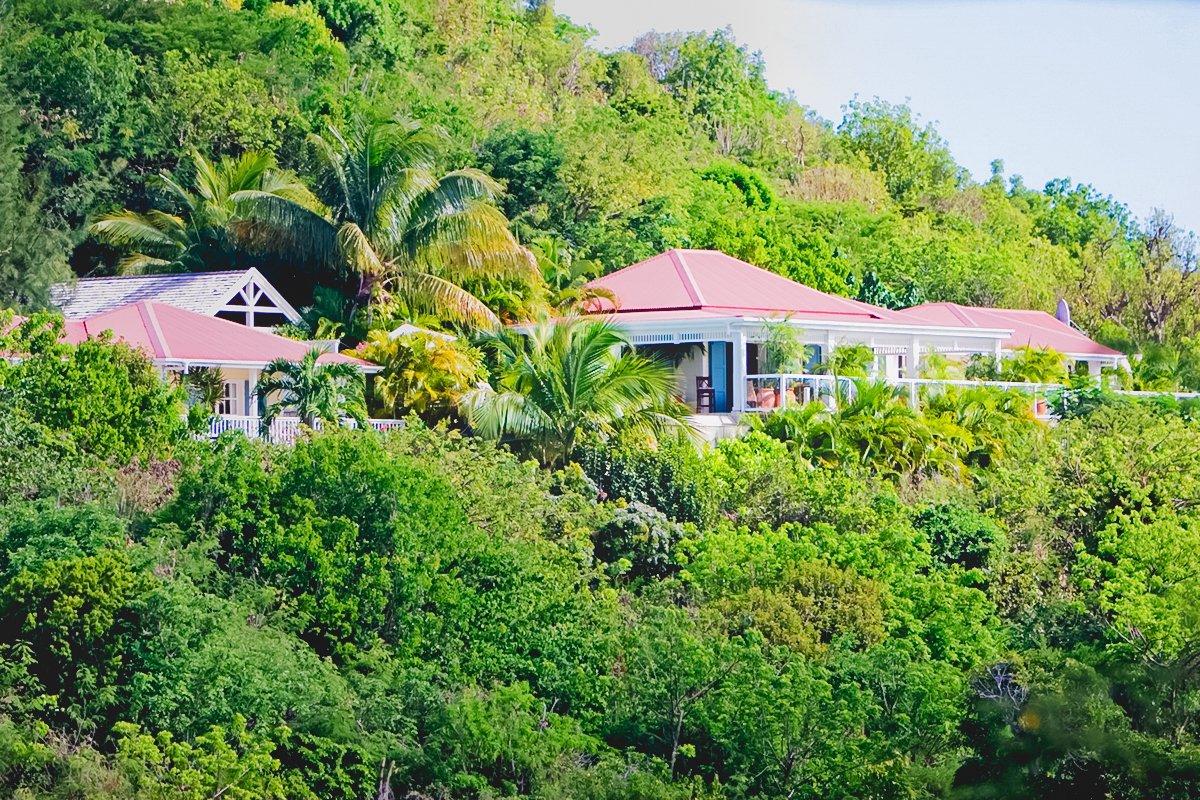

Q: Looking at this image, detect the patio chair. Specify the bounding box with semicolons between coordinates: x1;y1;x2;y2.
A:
695;375;715;412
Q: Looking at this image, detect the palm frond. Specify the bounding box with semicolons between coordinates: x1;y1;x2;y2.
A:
382;270;500;329
259;169;326;213
406;169;504;233
189;151;224;206
90;210;185;250
157;172;198;217
338;222;387;277
225;150;275;194
405;201;537;280
116;254;177;276
232;191;338;264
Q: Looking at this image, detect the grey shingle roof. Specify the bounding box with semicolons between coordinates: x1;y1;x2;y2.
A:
51;271;249;319
50;269;299;323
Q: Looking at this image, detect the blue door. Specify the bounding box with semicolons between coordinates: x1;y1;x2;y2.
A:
708;341;730;412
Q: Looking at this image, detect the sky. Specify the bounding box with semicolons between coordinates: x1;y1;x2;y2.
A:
554;0;1200;234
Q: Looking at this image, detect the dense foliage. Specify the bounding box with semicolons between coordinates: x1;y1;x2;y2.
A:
0;328;1197;797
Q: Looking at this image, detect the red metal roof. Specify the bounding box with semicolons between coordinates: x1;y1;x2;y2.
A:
895;302;1123;358
65;301;371;367
586;249;909;324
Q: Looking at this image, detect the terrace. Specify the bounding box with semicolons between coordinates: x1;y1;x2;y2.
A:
742;373;1200;419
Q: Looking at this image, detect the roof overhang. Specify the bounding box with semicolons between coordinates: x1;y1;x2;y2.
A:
588;311;1014;349
154;357;381;374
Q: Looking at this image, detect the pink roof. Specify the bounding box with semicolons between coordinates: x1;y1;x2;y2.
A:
64;301;372;368
586;249;909;324
895;302;1123;358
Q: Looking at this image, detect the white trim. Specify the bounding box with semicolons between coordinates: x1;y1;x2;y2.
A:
205;268;302;325
593;313;1014;343
163;358;381;374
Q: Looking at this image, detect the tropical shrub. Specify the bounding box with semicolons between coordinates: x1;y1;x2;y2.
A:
593;502;685;581
0;316;185;461
913;501;1007;571
352;328;483;421
578;432;725;527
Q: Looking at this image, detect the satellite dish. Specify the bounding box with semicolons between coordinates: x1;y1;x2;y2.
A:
1055;299;1071;327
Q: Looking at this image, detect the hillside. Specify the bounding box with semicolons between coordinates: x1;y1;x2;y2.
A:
1;0;1198;385
4;3;1200;799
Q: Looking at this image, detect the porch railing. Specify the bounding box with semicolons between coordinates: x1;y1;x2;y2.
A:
742;374;1200;421
206;415;405;444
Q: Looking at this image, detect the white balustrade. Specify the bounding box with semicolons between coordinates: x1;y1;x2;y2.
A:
739;374;1200;421
205;415;405;443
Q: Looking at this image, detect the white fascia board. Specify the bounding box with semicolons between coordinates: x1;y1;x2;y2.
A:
156;358;381;374
604;314;1013;343
1005;349;1128;365
206;268;303;324
728;316;1014;341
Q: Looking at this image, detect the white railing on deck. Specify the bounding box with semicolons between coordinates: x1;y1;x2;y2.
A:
206;415;405;443
742;373;1200;421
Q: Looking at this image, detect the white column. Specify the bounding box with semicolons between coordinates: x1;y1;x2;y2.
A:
993;339;1003;367
247;369;260;417
908;335;921;378
731;330;748;412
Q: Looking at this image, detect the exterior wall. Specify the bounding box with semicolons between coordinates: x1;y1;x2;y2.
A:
675;345;708;407
686;413;747;446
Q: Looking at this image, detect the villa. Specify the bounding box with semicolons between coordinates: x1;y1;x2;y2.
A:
893;301;1126;369
35;273;384;440
42;253;1130;443
585;249;1127;426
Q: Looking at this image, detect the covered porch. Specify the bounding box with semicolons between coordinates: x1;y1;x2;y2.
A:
630;316;1009;414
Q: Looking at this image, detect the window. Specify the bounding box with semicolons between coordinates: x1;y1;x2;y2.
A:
217;381;241;416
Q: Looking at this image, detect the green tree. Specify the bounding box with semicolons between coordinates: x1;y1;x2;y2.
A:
90;150;316;274
0;315;185;462
839;97;962;206
0;91;72;309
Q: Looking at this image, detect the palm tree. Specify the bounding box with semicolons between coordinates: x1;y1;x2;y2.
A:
463;317;689;467
90;150;317;274
1000;346;1068;384
926;385;1034;468
255;348;367;435
184;367;225;416
237;118;536;328
531;235;616;314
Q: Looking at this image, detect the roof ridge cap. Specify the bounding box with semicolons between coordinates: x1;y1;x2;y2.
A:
137;301;172;359
669;250;705;308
